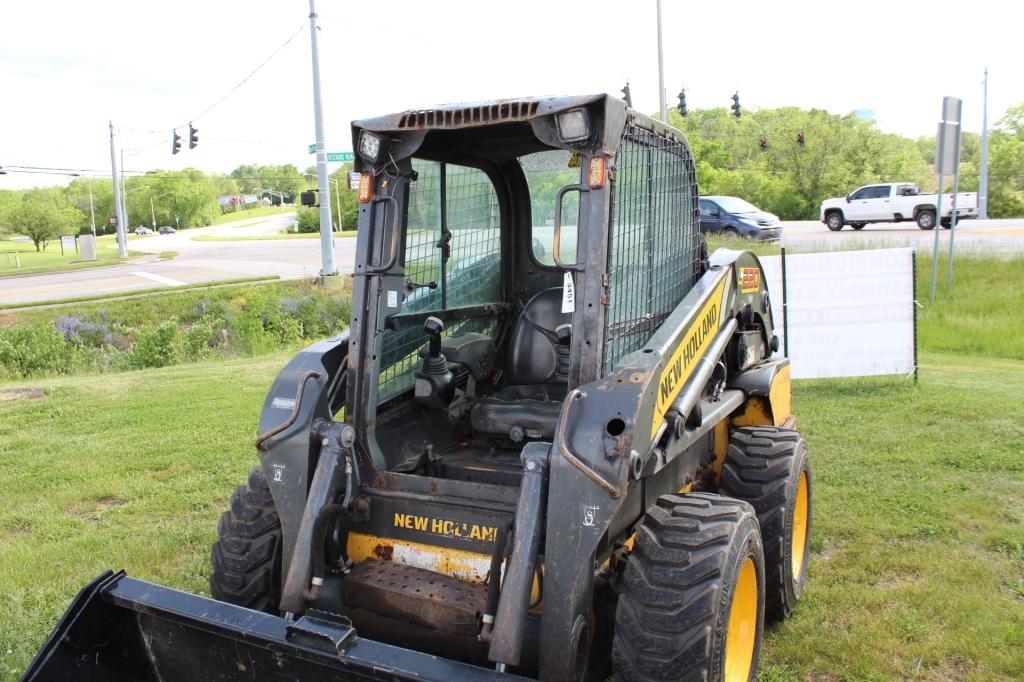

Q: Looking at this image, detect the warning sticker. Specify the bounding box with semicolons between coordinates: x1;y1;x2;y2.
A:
739;267;761;293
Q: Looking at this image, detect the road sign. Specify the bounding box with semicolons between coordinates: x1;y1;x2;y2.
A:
308;143;318;154
327;152;355;162
348;171;360;190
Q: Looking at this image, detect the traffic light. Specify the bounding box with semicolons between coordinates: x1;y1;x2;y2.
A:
731;92;741;118
677;88;688;117
797;131;806;149
621;82;632;107
172;130;182;155
759;136;768;151
189;123;198;150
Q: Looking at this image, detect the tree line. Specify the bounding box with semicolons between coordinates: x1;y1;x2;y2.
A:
666;101;1023;219
0;164;313;251
2;103;1021;251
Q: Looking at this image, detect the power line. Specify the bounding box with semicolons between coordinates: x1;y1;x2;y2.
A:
181;24;305;128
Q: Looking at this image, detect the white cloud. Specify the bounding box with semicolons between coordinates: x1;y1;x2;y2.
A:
1;0;1019;190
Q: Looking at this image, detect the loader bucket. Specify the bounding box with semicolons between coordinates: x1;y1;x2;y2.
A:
23;571;516;681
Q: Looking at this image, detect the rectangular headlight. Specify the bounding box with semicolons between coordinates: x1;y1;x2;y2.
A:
556;109;590;144
358;130;382;161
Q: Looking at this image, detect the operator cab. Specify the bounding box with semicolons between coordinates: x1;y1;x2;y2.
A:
345;96;701;488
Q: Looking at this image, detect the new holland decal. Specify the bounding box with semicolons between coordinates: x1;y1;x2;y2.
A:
651;277;729;437
393;513;499;543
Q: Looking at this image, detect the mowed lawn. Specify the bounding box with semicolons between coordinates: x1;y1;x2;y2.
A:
0;236;141;277
1;252;1023;680
0;351;1020;680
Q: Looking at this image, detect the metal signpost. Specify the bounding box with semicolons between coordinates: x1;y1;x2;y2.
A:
930;96;961;300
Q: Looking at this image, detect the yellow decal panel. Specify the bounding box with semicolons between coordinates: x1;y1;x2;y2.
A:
393;513;498;543
739;267;761;293
651;277;728;437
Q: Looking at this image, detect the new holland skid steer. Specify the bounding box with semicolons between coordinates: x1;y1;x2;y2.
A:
25;94;812;681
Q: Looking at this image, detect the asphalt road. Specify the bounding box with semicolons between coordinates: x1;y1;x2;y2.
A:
780;217;1024;253
0;213;358;305
2;214;1021;306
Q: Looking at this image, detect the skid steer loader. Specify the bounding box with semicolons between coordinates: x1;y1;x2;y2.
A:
24;94;812;681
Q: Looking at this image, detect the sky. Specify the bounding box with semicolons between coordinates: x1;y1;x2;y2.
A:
1;0;1019;190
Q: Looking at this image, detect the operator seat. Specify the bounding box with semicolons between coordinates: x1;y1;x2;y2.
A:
471;288;571;442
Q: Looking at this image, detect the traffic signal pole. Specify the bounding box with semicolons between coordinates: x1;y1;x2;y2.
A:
308;0;337;277
108;122;128;259
656;0;667;121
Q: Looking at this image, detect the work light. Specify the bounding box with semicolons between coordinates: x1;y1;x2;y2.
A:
556;108;591;145
358;130;382;162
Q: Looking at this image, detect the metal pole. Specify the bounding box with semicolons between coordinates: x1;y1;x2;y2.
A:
947;129;962;289
150;194;156;229
87;176;96;236
120;149;128;230
308;0;336;276
656;0;667;122
333;178;341;231
109;122;128;258
929;123;945;300
978;66;989;219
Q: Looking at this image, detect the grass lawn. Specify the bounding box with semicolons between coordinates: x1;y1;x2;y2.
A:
0;351;1020;680
211;205;292;225
0;237;142;277
0;251;1021;680
192;230;358;242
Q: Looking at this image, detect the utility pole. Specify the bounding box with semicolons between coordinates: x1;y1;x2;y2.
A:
108;122;128;258
656;0;667;122
87;176;96;236
979;66;989;219
331;177;341;230
120;149;129;230
308;0;336;276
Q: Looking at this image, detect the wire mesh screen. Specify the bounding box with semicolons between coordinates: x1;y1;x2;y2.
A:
603;123;700;374
378;161;502;401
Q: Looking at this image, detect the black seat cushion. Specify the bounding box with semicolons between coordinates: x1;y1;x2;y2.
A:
471;288;570;440
506;288;571;385
471;385;563;441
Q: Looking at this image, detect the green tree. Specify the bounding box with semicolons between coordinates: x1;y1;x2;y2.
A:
0;191;84;251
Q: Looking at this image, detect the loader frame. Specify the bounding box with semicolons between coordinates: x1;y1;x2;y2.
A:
25;95;793;682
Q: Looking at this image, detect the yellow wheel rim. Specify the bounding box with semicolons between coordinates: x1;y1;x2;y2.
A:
724;557;758;682
791;471;809;579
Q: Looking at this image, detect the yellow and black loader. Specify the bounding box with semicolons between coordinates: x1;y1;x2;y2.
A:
25;94;812;682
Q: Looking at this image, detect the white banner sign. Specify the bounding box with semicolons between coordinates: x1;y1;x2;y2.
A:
760;248;916;379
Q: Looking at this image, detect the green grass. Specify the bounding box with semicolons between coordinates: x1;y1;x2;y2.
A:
0;238;142;277
211;205;292;225
0;276;277;311
0;252;1021;679
0;351;1020;680
192;230;357;242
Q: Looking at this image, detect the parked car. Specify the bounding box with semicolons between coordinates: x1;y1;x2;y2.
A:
134;226;152;235
819;183;977;231
698;196;782;240
158;226;176;235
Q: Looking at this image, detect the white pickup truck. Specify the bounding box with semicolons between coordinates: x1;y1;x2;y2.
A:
820;182;978;231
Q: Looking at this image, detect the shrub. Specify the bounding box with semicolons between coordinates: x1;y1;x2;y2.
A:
129;320;178;369
0;325;90;377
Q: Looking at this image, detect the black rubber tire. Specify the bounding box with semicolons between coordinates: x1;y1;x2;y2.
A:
916;210;936;230
722;227;740;239
824;211;844;231
720;427;812;622
850;223;866;230
940;218;952;229
612;493;765;682
210;467;283;613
